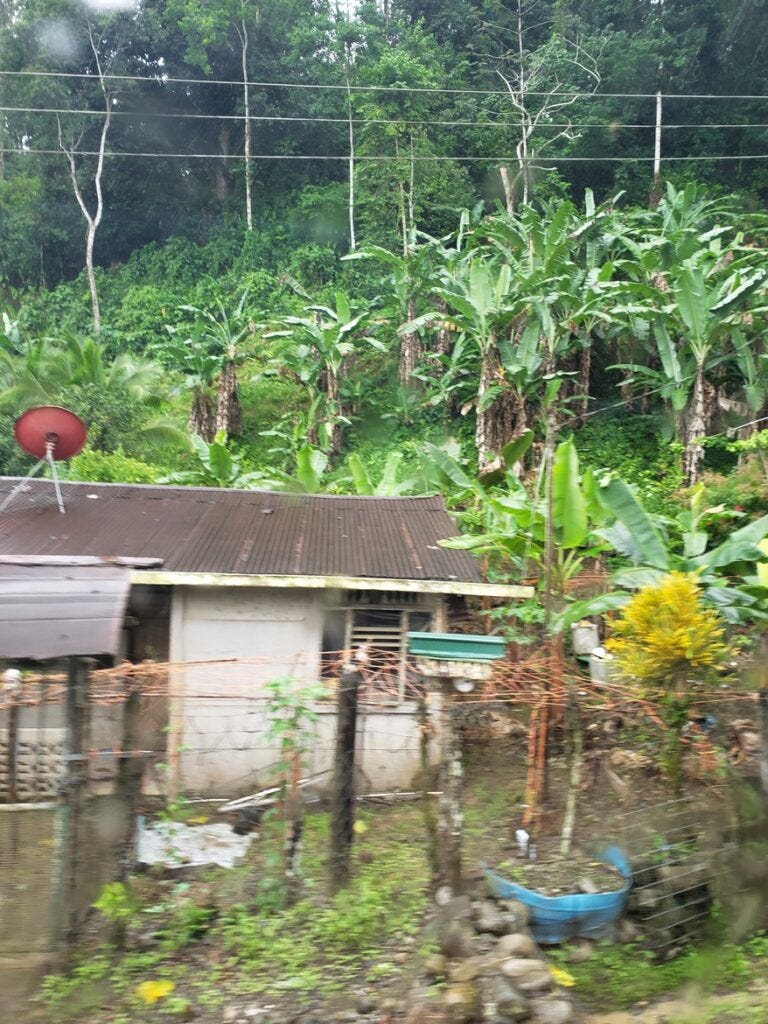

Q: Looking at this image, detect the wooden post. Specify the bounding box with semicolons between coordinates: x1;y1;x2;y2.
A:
758;688;768;801
416;691;439;882
61;657;90;946
116;676;144;878
438;677;463;892
7;688;18;804
329;667;360;893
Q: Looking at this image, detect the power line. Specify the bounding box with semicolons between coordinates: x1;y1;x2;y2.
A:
4;104;768;132
2;147;767;163
3;69;768;101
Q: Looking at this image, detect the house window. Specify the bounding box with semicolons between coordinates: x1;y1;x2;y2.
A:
322;605;432;702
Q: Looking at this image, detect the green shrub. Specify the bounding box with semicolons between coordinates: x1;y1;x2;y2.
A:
67;447;159;484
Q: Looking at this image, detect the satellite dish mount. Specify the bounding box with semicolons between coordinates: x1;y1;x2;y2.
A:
1;406;87;515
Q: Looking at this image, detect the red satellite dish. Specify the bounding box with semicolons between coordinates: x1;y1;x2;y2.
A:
1;406;88;515
14;406;88;460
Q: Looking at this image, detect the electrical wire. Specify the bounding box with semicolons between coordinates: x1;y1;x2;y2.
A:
2;147;768;162
4;69;768;100
5;104;768;131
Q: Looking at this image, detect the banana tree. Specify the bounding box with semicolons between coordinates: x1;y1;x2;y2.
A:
267;292;377;455
551;478;768;630
177;291;253;438
346;451;419;496
160;432;266;489
406;257;519;469
341;236;437;385
437;437;613;609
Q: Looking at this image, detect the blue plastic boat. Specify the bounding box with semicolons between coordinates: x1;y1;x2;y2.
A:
482;845;632;944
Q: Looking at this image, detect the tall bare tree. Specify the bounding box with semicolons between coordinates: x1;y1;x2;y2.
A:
57;18;112;334
496;0;601;211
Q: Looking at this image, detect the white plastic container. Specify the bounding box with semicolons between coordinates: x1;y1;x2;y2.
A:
571;621;599;655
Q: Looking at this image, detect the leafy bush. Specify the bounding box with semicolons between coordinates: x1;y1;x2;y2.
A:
607;572;727;684
67;447;159;484
572;415;683;514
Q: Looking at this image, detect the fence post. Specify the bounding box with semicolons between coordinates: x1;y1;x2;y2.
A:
758;688;768;801
116;676;144;877
329;667;360;893
438;676;463;892
4;669;21;803
60;656;91;946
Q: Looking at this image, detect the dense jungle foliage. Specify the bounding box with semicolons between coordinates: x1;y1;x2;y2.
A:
3;0;768;560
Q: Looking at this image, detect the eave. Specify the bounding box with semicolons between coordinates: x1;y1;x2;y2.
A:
129;569;533;600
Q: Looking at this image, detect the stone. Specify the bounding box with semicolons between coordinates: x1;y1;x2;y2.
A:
516;975;553;995
565;939;594;963
425;953;448;978
356;993;376;1014
577;877;599;895
529;998;573;1024
495;933;538;959
447;957;483;983
441;896;473;923
440;920;477;959
393;951;410;964
404;999;448;1024
381;997;405;1015
480;975;531;1023
435;886;455;906
499;959;548;980
498;900;530;929
223;1008;238;1024
617;918;640;944
443;981;481;1023
473;900;508;935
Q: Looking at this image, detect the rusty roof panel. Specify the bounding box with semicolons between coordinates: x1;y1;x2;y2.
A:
0;479;482;583
0;560;131;660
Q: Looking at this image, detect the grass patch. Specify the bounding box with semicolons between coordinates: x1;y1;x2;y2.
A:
552;932;768;1012
39;804;432;1020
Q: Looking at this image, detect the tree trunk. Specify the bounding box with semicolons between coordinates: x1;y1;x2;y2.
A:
325;368;343;455
578;343;591;422
475;339;516;470
216;125;231;201
433;295;452;357
85;221;101;334
399;296;421;385
683;364;710;485
239;18;253;231
215;360;242;437
189;389;216;441
499;165;514;214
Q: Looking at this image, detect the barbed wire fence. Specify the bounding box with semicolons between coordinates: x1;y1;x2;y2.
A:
1;647;766;957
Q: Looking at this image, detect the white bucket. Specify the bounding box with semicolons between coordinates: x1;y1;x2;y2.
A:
571;621;599;655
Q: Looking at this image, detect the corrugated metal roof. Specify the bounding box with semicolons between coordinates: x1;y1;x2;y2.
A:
0;479;482;584
0;559;131;660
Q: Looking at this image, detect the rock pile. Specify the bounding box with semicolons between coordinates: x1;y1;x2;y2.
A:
405;889;574;1024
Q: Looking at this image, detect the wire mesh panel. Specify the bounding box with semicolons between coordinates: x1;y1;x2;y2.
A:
615;797;744;956
0;804;60;953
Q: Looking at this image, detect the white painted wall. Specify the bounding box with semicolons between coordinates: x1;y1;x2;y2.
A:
167;586;441;798
169;587;322;796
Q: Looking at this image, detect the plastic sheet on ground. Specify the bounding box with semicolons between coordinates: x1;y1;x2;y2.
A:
136;818;253;869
